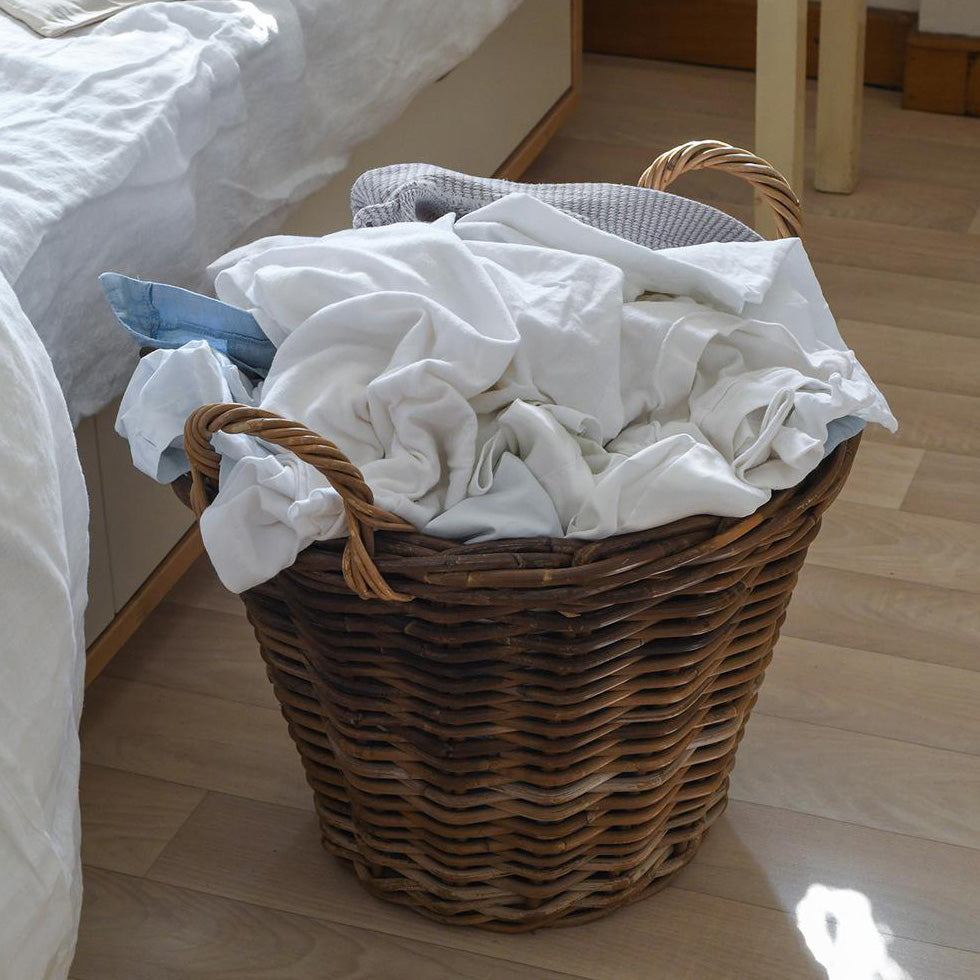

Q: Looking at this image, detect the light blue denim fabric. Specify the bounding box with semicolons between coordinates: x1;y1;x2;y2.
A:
100;272;274;378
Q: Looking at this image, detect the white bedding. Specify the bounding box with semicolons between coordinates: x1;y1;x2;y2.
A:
0;0;520;423
0;273;87;979
0;0;150;36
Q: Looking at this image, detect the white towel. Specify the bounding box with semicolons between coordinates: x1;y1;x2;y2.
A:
118;194;895;592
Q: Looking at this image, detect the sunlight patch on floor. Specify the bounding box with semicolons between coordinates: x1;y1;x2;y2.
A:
796;884;911;980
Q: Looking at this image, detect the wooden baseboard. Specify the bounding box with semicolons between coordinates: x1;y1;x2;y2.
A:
583;0;914;90
85;526;203;685
903;30;980;116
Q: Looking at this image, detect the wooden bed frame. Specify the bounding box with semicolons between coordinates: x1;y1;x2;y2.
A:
85;0;582;685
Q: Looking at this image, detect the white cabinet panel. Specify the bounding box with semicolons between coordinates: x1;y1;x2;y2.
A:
94;401;193;611
77;416;114;644
283;0;573;236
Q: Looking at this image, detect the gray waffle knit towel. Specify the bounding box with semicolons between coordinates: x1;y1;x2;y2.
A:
350;163;760;250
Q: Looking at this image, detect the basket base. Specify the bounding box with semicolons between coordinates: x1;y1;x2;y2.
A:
315;805;722;933
352;859;686;933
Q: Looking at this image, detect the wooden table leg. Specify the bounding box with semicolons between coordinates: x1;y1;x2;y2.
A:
815;0;867;193
755;0;807;236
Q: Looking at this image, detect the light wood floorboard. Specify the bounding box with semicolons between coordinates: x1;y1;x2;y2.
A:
813;263;980;340
758;636;980;754
866;384;980;456
902;450;980;525
804;214;980;283
581;56;980;150
676;799;980;954
166;554;245;617
76;55;980;979
782;564;980;670
81;677;313;811
730;714;980;849
74;868;581;980
104;601;276;708
807;501;980;593
840;318;980;398
79;764;205;877
834;441;923;509
147;793;979;980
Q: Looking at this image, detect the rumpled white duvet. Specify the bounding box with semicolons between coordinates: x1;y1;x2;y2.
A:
0;274;87;979
118;194;896;593
0;0;519;422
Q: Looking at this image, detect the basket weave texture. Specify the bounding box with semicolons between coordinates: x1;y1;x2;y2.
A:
179;142;855;931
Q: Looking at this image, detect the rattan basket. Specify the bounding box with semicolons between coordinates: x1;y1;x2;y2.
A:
178;141;854;931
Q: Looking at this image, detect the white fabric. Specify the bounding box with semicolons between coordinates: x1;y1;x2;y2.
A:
0;0;519;422
0;272;88;980
117;195;895;594
116;340;260;485
0;0;150;37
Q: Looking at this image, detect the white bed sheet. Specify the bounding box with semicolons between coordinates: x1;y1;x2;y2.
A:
0;0;520;423
0;272;88;980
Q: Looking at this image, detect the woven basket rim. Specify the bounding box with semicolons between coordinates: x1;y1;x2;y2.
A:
175;434;858;599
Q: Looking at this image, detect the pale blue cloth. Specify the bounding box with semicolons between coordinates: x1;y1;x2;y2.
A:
100;273;274;378
823;414;865;457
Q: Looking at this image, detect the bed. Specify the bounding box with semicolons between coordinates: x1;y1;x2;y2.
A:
0;0;578;651
0;1;578;975
0;273;86;980
1;0;533;423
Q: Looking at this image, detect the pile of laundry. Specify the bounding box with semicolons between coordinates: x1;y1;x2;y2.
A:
107;166;895;594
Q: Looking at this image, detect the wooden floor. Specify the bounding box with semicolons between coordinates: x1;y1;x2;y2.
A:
74;57;980;979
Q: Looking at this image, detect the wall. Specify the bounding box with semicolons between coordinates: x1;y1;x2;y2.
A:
920;0;980;35
819;1;980;40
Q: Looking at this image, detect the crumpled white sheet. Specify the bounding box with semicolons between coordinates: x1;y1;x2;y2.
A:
0;272;88;980
117;194;896;593
0;0;519;422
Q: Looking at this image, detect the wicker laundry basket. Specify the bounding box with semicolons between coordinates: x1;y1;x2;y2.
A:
179;141;852;931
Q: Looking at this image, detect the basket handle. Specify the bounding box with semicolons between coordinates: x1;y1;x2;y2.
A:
183;403;414;602
637;140;802;240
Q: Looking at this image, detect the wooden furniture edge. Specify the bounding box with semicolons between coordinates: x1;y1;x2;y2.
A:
496;0;582;179
84;1;582;685
903;29;980;116
583;0;913;90
85;525;203;685
754;0;806;234
815;0;867;193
